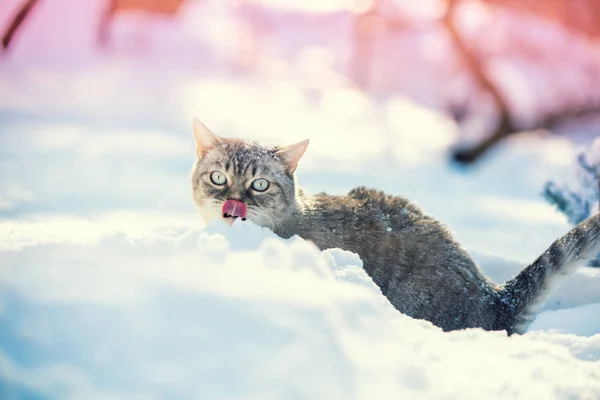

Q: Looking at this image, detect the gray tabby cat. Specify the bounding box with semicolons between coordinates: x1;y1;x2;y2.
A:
191;119;600;334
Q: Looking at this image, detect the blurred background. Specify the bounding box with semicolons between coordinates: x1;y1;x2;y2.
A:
1;0;600;262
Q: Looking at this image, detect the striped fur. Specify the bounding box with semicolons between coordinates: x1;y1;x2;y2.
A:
499;213;600;333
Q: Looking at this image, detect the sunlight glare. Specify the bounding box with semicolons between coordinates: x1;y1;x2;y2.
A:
254;0;351;13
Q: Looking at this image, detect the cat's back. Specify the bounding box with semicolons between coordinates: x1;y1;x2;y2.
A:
302;186;458;250
298;187;500;330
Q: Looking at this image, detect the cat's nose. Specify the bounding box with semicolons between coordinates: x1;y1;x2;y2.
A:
222;199;247;220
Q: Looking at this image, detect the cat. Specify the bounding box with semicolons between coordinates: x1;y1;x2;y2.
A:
191;118;600;334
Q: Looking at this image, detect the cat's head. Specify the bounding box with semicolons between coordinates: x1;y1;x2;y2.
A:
191;119;309;231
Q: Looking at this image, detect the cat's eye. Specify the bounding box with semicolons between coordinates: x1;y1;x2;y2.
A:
251;178;270;192
210;171;227;186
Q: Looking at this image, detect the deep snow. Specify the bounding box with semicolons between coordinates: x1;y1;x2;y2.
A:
1;221;600;400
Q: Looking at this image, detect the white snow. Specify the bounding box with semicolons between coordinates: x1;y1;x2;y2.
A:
2;220;600;400
1;0;599;398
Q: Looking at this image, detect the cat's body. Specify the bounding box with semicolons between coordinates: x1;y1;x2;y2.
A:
191;119;600;334
287;189;503;331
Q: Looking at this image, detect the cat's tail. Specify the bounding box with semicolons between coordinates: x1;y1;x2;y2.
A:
499;212;600;334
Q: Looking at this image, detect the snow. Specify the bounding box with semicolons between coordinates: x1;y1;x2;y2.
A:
1;0;600;398
2;221;600;399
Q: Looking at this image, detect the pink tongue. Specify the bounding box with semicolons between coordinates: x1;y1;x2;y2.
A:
222;199;247;219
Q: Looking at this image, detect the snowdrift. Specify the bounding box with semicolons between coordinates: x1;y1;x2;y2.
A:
1;219;599;400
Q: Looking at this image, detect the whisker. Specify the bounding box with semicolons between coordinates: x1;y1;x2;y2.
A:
262;212;281;232
248;209;278;232
262;213;276;231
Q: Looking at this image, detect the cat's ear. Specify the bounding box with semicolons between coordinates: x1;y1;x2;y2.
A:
193;118;221;158
276;139;310;173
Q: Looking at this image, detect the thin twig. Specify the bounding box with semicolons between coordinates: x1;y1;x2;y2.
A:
2;0;39;51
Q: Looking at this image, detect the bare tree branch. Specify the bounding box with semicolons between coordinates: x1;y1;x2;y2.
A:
453;105;600;165
443;0;519;164
443;0;513;126
445;0;600;165
2;0;39;51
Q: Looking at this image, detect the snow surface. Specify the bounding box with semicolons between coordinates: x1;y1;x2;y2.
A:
1;0;600;398
2;221;600;400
